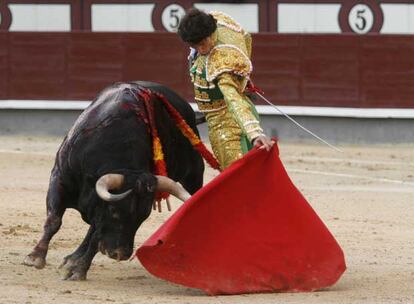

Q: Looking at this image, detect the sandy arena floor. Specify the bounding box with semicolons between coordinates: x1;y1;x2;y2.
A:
0;135;413;304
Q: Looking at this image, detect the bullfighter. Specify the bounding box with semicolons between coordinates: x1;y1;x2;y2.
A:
177;9;274;169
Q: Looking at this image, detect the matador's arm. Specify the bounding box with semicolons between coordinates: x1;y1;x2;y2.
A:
217;73;264;142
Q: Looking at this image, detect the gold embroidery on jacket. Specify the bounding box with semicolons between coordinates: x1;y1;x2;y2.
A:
206;45;252;82
194;89;210;102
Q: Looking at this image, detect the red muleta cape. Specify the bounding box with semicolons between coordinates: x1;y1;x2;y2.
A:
136;143;346;295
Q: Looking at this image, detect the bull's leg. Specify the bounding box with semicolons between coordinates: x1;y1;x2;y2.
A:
59;225;98;281
24;171;67;269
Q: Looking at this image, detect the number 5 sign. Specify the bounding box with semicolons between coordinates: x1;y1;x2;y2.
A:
151;2;191;32
339;0;383;34
161;4;186;32
349;4;374;34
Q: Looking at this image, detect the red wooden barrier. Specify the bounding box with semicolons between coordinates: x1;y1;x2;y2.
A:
0;32;413;108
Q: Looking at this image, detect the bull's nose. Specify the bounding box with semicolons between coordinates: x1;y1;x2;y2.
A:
106;248;132;261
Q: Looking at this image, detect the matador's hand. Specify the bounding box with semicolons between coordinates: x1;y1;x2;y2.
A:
253;135;275;151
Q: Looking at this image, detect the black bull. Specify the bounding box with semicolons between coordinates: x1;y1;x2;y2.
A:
24;81;205;280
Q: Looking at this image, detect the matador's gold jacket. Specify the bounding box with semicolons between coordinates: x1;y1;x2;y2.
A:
189;11;264;169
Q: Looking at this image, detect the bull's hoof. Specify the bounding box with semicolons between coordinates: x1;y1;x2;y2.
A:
59;258;87;281
64;272;87;281
23;254;46;269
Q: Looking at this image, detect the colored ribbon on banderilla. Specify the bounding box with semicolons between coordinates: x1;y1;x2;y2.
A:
135;87;221;213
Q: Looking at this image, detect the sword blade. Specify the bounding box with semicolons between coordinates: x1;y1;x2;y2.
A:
255;92;344;153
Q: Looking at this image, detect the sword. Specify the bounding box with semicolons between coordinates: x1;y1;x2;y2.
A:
255;92;344;153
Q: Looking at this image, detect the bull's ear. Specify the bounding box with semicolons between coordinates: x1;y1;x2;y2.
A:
146;174;158;193
134;179;143;192
142;174;157;193
133;172;157;193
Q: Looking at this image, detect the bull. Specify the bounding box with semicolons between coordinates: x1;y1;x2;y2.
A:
23;81;204;280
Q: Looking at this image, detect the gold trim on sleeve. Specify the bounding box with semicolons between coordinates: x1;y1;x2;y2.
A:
206;44;252;82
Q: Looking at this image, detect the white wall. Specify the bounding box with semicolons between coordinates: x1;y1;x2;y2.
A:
91;4;155;32
278;4;341;33
7;2;414;35
9;4;71;31
381;4;414;34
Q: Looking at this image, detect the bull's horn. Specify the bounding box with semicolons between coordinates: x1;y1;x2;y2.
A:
156;175;191;202
96;174;132;202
